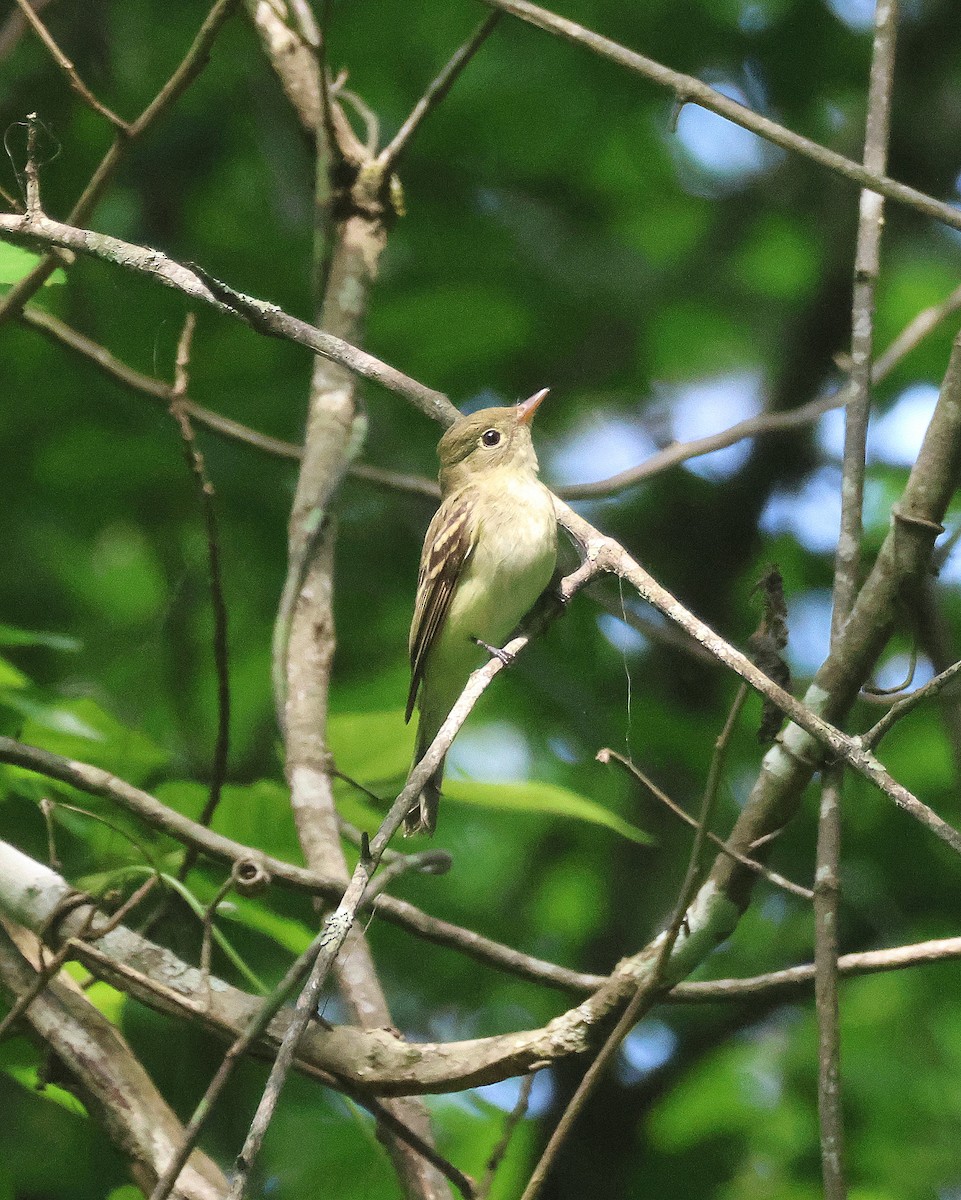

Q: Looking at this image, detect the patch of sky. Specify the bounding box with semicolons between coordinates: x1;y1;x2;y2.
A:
759;892;789;925
783;588;833;676
461;386;507;415
617;1020;679;1086
597;612;648;656
474;1070;556;1118
548;735;582;765
823;0;876;31
448;721;531;783
547;411;657;489
738;3;770;33
818;382;938;468
760;466;842;555
825;0;924;30
872;652;934;692
673;81;784;193
661;373;764;480
937;533;961;584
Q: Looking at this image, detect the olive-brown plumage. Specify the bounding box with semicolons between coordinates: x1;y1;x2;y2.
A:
405;390;557;834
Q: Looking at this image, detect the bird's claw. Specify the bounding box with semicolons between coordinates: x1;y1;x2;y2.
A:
472;636;514;666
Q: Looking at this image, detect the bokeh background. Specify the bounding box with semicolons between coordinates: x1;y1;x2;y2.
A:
3;0;961;1196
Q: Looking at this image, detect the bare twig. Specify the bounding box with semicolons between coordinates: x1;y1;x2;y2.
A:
228;569;588;1198
0;0;240;322
0;0;56;62
378;12;502;170
834;0;897;633
555;500;961;858
168;315;231;841
0;735;601;993
670;936;961;1002
0;874;157;1041
813;769;845;1198
598;748;814;901
478;1074;534;1200
9;214;961;503
0;919;228;1200
0;212;455;421
521;686;749;1200
20;305;304;459
23;112;41;216
818;9;898;1192
12;0;128;129
862;657;961;749
480;0;961;232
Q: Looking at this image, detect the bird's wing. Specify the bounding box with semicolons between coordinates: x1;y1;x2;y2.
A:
406;489;478;722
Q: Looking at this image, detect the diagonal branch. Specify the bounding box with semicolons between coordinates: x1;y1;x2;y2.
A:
378;12;502;171
0;210;455;421
0;919;228;1199
0;0;240;322
12;0;128;129
479;0;961;233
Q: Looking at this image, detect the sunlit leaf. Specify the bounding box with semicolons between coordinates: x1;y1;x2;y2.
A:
443;779;653;843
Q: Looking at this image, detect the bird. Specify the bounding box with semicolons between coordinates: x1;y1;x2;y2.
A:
404;389;558;835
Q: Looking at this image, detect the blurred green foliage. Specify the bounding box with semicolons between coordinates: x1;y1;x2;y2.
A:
3;0;961;1197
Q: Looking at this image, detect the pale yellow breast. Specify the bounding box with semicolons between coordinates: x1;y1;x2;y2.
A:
444;469;557;653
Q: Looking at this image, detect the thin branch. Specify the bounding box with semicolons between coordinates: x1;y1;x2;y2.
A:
227;567;590;1198
478;1074;534;1200
521;686;748;1200
0;874;157;1041
0;0;56;62
19;305;303;459
11;215;961;504
0;0;240;322
168;315;231;840
480;0;961;233
378;12;502;171
0;736;602;994
23;112;40;216
833;0;897;634
0;920;229;1200
558;266;955;499
819;9;898;1191
814;769;845;1199
0;212;456;423
862;656;961;748
670;935;961;1002
12;0;129;129
555;500;961;858
598;748;814;901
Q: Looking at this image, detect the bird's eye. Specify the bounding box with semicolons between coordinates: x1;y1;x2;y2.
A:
481;429;501;447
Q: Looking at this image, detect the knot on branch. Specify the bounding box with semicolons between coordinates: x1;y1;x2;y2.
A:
232;858;271;896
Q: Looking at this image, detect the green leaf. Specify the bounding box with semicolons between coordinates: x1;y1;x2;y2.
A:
327;709;414;783
0;243;66;286
218;895;314;956
16;697;169;785
0;624;81;652
443;779;654;843
0;657;28;691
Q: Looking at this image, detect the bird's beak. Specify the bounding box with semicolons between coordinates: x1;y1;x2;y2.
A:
515;388;549;425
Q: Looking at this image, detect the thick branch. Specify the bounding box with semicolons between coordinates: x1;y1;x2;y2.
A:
0;919;228;1200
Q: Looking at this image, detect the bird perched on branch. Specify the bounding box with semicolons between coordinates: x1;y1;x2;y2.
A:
405;389;558;834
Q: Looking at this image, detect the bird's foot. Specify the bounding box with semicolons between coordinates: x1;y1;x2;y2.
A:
472;636;514;667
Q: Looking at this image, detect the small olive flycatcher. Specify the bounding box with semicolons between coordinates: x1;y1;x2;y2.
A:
405;389;558;835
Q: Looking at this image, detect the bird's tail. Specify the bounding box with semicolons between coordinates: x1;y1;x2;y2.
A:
405;721;445;836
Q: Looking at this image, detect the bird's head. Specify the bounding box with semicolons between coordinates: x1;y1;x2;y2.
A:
436;388;548;493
